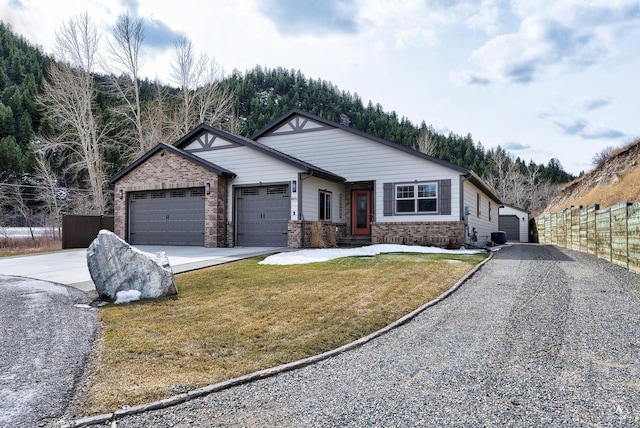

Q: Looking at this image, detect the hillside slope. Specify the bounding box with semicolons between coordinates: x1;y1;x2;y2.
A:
540;138;640;214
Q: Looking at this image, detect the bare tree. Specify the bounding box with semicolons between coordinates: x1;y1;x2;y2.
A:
416;126;437;156
3;183;35;237
38;13;112;214
32;154;64;237
485;147;526;207
168;37;234;140
103;13;152;159
592;146;613;168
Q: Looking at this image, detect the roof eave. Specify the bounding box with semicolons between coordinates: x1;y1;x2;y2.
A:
465;171;502;204
109;143;236;185
252;109;470;174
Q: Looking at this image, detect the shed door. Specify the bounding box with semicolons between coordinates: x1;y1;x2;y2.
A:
129;188;205;246
499;215;521;242
236;185;289;246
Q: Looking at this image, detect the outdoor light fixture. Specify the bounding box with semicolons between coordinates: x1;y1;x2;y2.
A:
118;189;123;200
205;183;211;195
292;180;297;192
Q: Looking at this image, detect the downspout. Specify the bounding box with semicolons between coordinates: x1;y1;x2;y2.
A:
299;171;314;248
461;173;472;247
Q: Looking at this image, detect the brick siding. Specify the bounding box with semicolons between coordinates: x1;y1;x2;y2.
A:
112;147;228;247
288;221;347;248
372;221;466;248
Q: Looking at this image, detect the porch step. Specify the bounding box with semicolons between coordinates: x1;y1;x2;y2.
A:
337;236;372;248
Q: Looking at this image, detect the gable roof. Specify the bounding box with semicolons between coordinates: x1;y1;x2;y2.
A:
252;109;501;204
109;143;236;185
499;203;530;214
174;123;345;183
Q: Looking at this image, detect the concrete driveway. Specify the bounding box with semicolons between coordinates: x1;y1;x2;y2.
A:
0;246;284;292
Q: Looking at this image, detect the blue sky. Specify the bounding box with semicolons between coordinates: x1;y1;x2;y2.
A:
2;0;640;175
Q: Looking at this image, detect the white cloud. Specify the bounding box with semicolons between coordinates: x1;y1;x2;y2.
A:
460;1;640;85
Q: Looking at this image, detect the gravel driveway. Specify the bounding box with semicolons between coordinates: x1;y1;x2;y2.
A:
109;244;640;427
0;276;97;428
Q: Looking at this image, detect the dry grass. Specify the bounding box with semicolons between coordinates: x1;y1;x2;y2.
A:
80;252;487;414
551;168;640;212
543;138;640;214
309;221;325;247
0;237;62;257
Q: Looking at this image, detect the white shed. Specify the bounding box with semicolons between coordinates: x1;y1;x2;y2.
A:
498;205;529;243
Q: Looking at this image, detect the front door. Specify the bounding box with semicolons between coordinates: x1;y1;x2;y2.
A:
352;190;372;235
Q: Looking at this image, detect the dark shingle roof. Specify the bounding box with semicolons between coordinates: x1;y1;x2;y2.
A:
109;143;236;185
174;124;345;183
251;109;501;204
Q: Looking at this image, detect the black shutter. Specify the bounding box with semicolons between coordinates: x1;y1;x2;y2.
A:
439;179;451;215
383;183;393;216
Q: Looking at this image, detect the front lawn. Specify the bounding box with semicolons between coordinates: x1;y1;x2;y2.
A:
79;252;487;414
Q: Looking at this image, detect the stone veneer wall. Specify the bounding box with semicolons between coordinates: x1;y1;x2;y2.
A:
112;147;226;247
226;221;234;247
372;221;466;248
288;221;348;248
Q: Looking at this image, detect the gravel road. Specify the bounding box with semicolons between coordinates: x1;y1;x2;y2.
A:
0;275;97;428
111;244;640;427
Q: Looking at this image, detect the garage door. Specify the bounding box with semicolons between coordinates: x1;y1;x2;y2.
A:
236;185;289;246
129;188;205;246
499;215;520;242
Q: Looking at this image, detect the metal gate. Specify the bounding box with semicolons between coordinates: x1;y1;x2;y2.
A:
499;215;520;242
129;188;205;246
236;185;289;246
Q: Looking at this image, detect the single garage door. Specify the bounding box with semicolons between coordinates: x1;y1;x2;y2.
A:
236;185;289;246
129;188;205;246
499;215;520;242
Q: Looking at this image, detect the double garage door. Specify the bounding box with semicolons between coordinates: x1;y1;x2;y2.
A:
129;188;205;246
127;185;290;247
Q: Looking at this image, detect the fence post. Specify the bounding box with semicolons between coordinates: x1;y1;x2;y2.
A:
609;208;613;263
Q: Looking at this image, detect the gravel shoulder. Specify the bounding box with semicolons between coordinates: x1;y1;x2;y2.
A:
111;244;640;427
0;275;97;428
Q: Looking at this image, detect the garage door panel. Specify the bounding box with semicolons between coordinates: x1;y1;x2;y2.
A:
499;215;520;242
236;186;289;247
129;188;205;246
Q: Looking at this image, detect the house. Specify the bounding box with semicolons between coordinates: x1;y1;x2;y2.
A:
498;204;530;242
110;109;501;248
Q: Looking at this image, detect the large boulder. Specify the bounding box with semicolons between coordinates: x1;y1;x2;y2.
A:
87;230;178;301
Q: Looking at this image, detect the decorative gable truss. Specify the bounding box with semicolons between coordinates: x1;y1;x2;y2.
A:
183;132;241;153
264;116;332;136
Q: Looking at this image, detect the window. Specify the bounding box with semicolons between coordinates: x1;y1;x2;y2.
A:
488;201;492;221
267;186;287;195
319;190;332;220
477;193;481;217
395;182;437;213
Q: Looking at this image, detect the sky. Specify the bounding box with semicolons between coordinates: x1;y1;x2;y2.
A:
2;0;640;176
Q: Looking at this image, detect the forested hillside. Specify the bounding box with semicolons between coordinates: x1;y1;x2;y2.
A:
223;66;573;185
0;23;51;180
0;19;573;229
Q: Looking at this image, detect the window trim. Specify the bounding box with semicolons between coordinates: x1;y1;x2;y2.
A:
394;182;438;215
319;190;332;221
